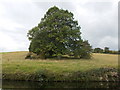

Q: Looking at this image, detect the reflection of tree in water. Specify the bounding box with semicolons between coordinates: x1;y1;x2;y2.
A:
2;80;119;89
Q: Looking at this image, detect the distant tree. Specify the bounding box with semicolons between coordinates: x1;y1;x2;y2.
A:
118;49;120;54
93;47;119;54
109;50;118;54
27;6;92;59
104;47;109;53
93;48;103;53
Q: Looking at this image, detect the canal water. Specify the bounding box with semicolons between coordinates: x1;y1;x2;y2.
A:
2;80;120;89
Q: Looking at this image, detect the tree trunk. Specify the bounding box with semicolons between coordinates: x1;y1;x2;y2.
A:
57;55;62;60
39;53;45;59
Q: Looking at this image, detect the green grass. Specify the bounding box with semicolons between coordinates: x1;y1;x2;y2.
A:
2;51;119;81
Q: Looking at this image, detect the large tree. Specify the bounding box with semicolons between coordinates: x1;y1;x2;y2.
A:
27;6;92;59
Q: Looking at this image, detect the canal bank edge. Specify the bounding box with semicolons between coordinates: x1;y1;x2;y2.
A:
2;68;119;82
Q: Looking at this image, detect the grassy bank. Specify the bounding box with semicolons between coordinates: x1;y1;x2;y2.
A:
2;51;119;82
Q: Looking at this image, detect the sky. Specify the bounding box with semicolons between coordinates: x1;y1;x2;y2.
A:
0;0;119;52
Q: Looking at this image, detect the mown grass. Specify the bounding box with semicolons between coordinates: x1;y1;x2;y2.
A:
2;51;119;82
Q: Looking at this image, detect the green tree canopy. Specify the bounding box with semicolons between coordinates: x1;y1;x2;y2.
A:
27;6;92;59
93;48;103;53
104;47;109;53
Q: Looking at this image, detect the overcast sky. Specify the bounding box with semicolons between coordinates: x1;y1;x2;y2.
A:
0;0;118;52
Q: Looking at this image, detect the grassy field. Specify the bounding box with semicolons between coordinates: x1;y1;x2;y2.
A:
2;51;119;81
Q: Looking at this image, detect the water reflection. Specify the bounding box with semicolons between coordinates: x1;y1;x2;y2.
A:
2;80;120;89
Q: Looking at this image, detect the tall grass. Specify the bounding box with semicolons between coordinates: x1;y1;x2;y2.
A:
2;51;119;81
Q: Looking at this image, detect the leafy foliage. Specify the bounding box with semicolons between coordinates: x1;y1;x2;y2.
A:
93;48;103;53
27;6;92;59
93;47;119;54
104;47;109;53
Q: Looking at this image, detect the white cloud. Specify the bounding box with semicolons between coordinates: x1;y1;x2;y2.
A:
0;32;29;52
0;1;40;52
71;2;118;50
0;18;24;31
97;36;118;50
